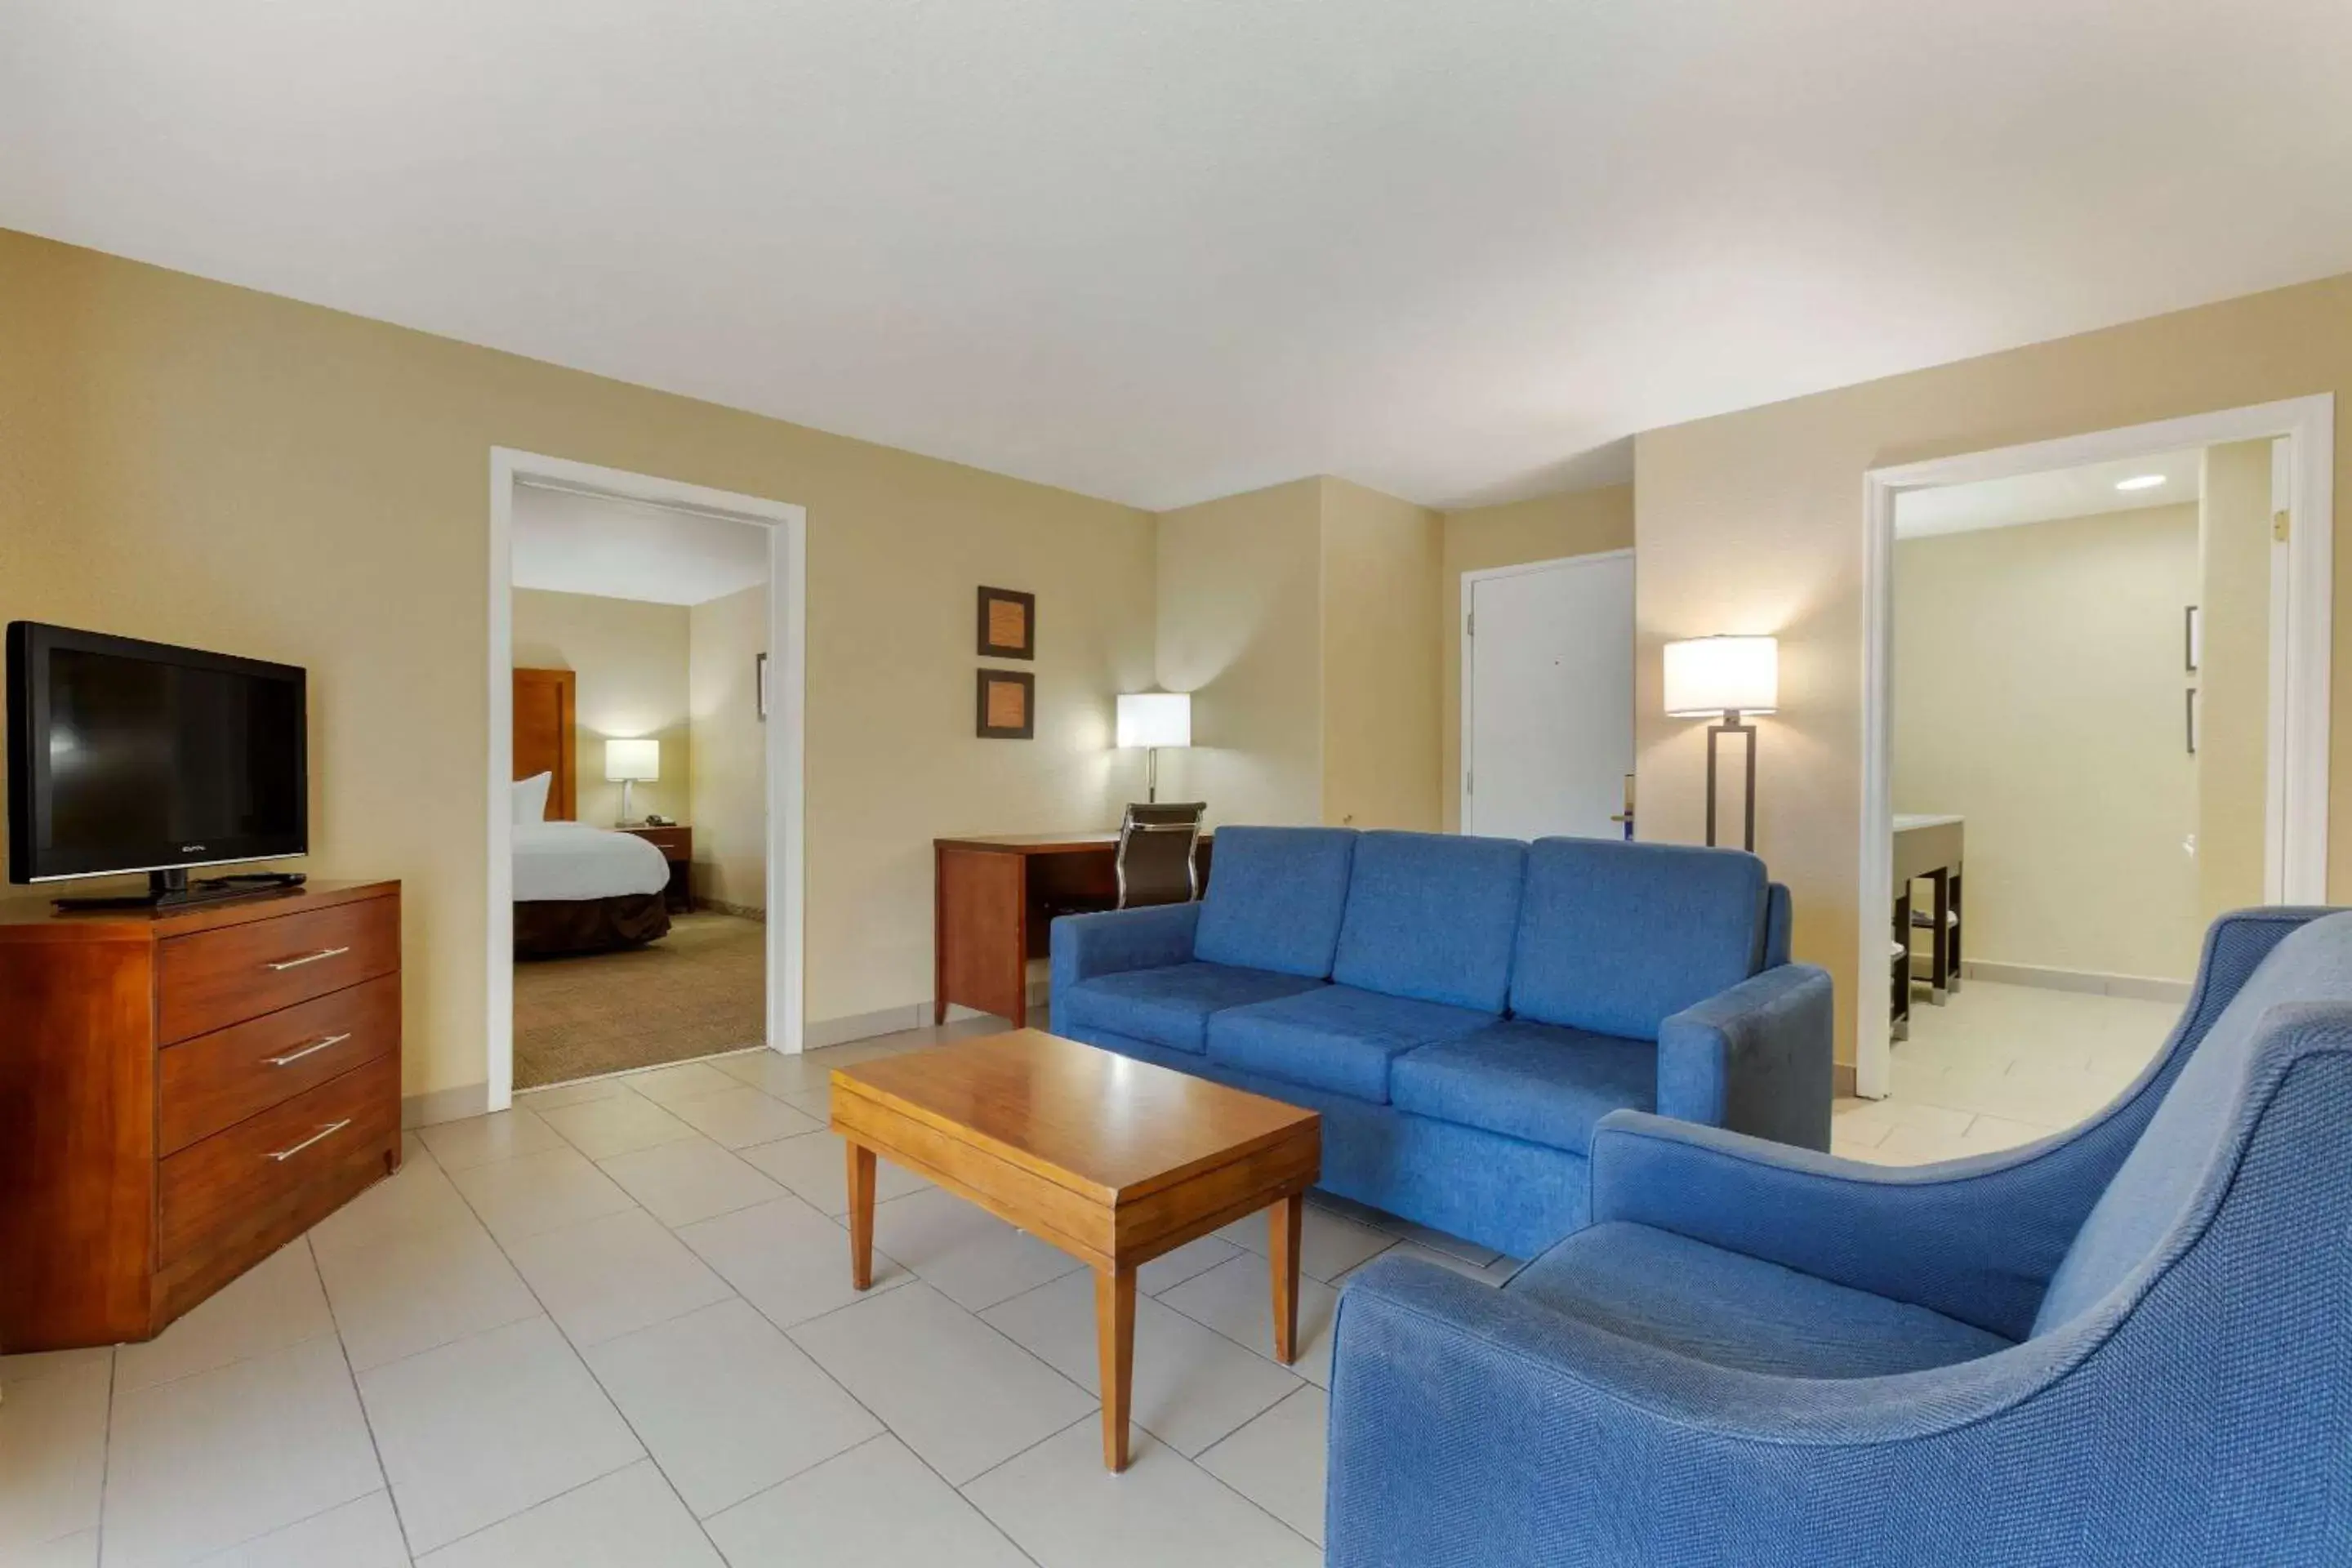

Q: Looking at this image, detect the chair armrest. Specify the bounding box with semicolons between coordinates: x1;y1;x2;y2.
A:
1048;902;1200;994
1655;962;1834;1151
1588;1111;2078;1337
1326;1256;2075;1566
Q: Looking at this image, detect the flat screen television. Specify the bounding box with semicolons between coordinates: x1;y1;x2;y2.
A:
7;622;308;903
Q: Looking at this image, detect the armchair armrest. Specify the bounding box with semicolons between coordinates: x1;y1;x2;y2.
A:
1048;902;1200;996
1656;962;1834;1151
1589;1111;2081;1338
1326;1255;2076;1567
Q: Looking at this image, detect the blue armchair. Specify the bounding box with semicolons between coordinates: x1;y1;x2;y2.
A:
1327;906;2352;1566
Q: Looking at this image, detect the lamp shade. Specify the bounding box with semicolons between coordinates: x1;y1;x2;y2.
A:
1664;636;1779;718
1116;692;1192;749
604;737;661;782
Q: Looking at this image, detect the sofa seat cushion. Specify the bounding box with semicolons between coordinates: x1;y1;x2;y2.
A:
1207;985;1494;1102
1508;1222;2012;1379
1055;963;1329;1056
1389;1021;1655;1156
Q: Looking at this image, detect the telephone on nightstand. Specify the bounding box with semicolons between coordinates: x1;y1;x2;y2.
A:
643;813;676;827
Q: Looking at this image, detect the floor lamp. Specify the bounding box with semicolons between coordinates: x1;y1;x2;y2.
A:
1663;636;1778;852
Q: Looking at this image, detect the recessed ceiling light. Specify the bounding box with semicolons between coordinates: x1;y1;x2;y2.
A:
2116;474;2167;492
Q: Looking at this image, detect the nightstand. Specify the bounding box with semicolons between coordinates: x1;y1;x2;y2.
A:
621;824;693;912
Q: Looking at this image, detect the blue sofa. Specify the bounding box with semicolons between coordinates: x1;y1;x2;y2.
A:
1049;826;1833;1259
1326;905;2352;1566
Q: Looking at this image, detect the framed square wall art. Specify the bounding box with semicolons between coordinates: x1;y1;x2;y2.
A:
977;669;1035;739
977;586;1036;660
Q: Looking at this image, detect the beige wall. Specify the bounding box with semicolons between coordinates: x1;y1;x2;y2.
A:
1894;506;2203;982
688;582;768;913
1319;478;1442;830
2198;441;2274;923
1152;479;1325;823
1634;267;2352;1071
1437;486;1635;831
512;588;693;827
0;228;1156;1102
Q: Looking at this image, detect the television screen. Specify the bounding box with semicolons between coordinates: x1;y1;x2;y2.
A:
7;623;308;884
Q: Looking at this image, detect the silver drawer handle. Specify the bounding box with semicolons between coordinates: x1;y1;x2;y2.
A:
265;1120;351;1162
263;1033;351;1067
264;946;350;972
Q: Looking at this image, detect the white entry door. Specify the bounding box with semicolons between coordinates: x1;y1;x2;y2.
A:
1463;551;1636;841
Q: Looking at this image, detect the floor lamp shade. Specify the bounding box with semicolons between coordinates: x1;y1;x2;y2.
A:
1663;637;1776;852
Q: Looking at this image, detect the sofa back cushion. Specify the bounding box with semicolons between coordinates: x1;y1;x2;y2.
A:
1331;832;1526;1013
2032;909;2352;1334
1510;838;1769;1039
1192;826;1357;978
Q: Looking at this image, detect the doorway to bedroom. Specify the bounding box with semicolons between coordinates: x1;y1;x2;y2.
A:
489;452;807;1107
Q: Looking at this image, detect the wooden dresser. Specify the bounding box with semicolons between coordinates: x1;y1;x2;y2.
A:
0;880;403;1352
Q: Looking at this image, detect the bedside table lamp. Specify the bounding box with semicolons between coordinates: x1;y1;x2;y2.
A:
1663;635;1777;852
1116;693;1191;804
604;737;660;826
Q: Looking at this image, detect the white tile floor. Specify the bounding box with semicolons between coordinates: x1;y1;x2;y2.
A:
1833;978;2179;1164
0;1021;1514;1567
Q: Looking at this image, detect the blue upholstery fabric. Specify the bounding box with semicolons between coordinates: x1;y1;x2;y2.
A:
1389;1020;1655;1155
1589;906;2325;1339
1325;905;2352;1567
1763;881;1793;969
1052;962;1326;1055
1048;900;1200;992
2034;908;2352;1333
1510;837;1768;1038
1188;826;1356;978
1656;963;1836;1151
1208;984;1493;1102
1330;832;1526;1012
1506;1221;2011;1378
1069;1021;1589;1257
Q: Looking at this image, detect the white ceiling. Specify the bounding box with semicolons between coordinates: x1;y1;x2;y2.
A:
1895;449;2207;539
511;483;768;605
4;2;2350;510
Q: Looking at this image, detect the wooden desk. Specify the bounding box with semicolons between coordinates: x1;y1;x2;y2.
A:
933;832;1212;1027
831;1028;1319;1471
1892;814;1965;1036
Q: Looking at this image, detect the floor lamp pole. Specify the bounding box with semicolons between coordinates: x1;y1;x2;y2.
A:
1704;710;1758;851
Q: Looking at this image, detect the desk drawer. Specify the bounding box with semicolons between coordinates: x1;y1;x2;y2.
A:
159;974;399;1156
158;1050;399;1266
158;896;399;1044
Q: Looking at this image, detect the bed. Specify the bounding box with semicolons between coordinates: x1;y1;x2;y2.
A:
511;666;674;956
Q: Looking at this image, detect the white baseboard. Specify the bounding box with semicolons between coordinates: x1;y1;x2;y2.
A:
1961;960;2191;1004
403;1081;492;1129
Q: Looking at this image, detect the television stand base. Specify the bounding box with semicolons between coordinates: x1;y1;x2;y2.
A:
52;868;306;912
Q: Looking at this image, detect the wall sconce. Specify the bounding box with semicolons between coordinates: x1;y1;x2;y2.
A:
1663;636;1778;852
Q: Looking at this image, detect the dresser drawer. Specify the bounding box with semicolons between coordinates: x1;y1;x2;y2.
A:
158;1049;399;1266
158;895;399;1044
158;973;399;1156
626;826;690;860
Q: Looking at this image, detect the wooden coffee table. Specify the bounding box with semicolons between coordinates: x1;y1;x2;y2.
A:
828;1028;1322;1472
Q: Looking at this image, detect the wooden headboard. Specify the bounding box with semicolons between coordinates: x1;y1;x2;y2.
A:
512;667;577;821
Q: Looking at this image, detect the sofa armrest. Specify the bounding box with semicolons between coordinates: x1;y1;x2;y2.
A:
1048;902;1200;996
1325;1256;2074;1567
1655;962;1833;1151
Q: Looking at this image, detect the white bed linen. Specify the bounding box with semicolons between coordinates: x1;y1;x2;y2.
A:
513;820;672;902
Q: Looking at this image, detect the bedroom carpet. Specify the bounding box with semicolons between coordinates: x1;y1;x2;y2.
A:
514;909;766;1089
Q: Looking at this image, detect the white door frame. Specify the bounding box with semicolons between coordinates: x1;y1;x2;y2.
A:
487;448;808;1112
1459;548;1636;834
1857;394;2333;1098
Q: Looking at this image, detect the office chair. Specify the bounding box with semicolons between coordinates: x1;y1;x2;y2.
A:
1114;802;1205;908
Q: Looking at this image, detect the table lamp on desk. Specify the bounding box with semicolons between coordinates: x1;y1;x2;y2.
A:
1116;693;1191;804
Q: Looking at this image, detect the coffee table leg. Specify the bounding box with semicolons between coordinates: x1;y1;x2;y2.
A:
845;1143;876;1291
1270;1192;1303;1365
1095;1267;1136;1472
